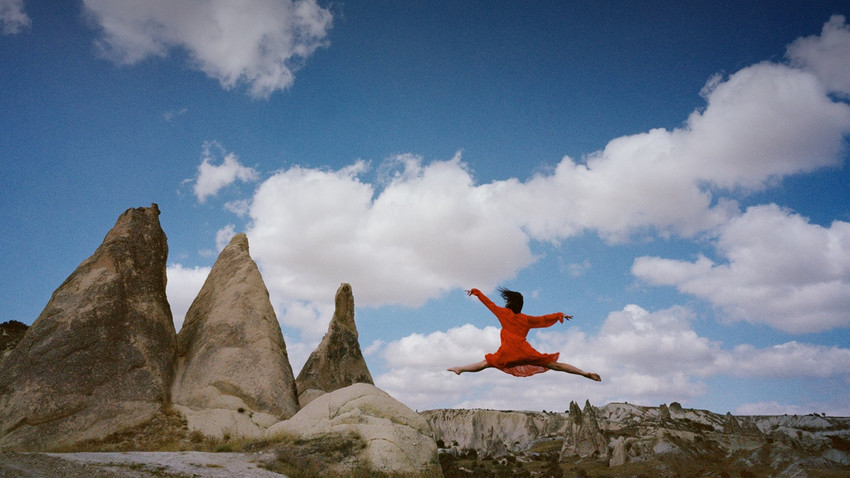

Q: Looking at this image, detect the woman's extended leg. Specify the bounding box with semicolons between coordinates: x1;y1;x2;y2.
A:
448;360;491;375
545;361;601;381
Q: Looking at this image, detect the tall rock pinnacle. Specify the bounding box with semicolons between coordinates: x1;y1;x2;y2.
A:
171;233;300;426
295;283;373;404
0;204;176;450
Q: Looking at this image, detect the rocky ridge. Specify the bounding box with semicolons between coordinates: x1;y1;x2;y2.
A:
424;401;850;476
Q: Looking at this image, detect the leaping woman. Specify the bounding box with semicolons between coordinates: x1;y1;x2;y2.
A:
447;288;601;381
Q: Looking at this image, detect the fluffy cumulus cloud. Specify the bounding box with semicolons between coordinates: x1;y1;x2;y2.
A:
787;14;850;96
632;205;850;333
83;0;332;98
372;303;850;411
238;33;850;336
191;142;259;203
246;153;535;310
0;0;29;34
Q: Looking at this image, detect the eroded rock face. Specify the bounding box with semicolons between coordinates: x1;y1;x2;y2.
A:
267;383;443;477
561;400;609;460
171;233;299;437
0;204;176;450
295;283;373;405
422;408;567;457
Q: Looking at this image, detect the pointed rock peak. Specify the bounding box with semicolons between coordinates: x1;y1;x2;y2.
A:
172;232;299;423
227;232;249;251
295;283;373;404
0;204;175;450
569;401;582;423
332;282;356;332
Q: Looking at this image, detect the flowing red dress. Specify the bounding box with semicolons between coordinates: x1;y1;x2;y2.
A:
471;289;562;377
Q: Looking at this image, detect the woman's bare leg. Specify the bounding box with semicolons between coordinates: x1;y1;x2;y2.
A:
448;360;491;375
545;362;601;381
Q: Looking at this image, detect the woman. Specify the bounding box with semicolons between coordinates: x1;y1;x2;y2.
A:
447;288;601;381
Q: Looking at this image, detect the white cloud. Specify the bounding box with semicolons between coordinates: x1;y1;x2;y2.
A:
165;264;211;331
787;15;850;96
246;154;535;311
632;205;850;333
192;143;259;203
0;0;29;34
83;0;332;98
236;21;850;316
373;304;850;411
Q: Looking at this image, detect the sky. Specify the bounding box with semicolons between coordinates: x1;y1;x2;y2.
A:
2;1;850;416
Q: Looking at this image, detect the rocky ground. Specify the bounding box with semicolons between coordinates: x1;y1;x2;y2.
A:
0;451;284;478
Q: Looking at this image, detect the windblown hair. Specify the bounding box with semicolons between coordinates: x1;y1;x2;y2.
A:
499;287;524;314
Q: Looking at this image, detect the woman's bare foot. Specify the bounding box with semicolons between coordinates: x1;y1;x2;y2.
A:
447;367;462;375
586;372;601;382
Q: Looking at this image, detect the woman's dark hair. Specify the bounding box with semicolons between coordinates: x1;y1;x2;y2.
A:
499;287;523;314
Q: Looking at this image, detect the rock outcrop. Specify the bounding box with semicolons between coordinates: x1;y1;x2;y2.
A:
422;408;567;457
425;402;850;476
295;283;373;406
171;233;300;438
267;383;443;477
560;400;608;460
0;320;28;360
0;204;176;450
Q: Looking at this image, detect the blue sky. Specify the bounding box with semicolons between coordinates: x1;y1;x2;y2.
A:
2;1;850;415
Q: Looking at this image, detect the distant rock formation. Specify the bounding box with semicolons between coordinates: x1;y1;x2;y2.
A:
422;408;567;457
267;383;442;477
0;204;176;450
295;283;373;406
424;402;850;476
171;233;300;438
0;320;28;360
560;400;608;460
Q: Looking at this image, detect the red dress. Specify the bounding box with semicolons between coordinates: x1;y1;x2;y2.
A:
472;289;562;377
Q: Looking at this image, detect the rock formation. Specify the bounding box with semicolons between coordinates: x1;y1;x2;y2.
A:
0;320;28;360
422;408;567;457
295;283;373;406
560;400;609;460
171;233;300;438
267;383;443;477
425;402;850;476
0;204;176;450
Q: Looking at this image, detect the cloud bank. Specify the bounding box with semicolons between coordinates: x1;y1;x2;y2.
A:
633;205;850;333
83;0;333;98
373;303;850;412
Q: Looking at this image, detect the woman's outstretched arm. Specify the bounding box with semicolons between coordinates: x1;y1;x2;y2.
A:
466;288;502;316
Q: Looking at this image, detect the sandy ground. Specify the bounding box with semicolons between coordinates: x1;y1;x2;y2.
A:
0;451;286;478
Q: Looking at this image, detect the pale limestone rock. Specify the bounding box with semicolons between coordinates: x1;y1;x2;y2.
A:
267;383;442;477
560;400;609;460
295;283;373;401
422;408;567;457
171;233;299;438
0;204;176;450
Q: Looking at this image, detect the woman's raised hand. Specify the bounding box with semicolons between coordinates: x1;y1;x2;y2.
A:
465;288;480;296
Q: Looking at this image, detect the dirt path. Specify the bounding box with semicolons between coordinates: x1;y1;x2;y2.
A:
0;451;285;478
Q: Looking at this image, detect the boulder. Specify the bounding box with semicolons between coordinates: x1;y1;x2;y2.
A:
560;400;609;460
295;283;373;405
267;383;442;477
0;204;176;450
171;233;299;438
